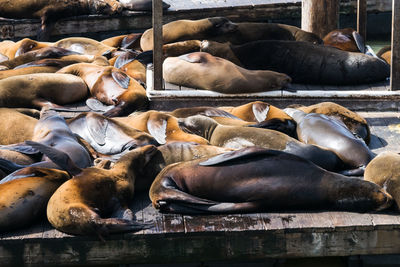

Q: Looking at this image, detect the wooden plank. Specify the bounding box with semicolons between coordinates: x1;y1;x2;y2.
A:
370;212;400;230
391;0;400;91
152;0;163;91
301;0;339;38
357;0;367;40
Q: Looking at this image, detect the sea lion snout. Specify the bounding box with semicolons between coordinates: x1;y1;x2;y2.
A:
209;17;238;34
374;189;393;211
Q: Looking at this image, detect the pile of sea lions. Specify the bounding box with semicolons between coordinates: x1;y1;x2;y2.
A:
0;16;395;238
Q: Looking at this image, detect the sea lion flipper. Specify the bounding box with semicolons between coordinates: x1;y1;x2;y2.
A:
147;118;167;145
86;98;114;112
24;141;82;176
164;201;261;214
114;51;140;69
0;143;40;155
352;31;366;53
248;118;297;138
135;50;154;66
111;69;131;89
199;147;277;166
203;108;243;120
252;103;270;122
86;113;108;146
121;33;143;49
339;166;365;176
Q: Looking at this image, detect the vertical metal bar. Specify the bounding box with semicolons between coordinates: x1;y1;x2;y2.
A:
152;0;163;90
357;0;367;40
391;0;400;91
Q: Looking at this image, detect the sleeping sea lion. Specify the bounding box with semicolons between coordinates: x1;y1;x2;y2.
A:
364;152;400;210
323;28;365;53
118;0;170;11
162;40;202;58
114;111;209;145
46;145;157;236
178;115;344;172
200;40;390;85
0;108;38;145
163;52;291;94
140;17;238;51
67;112;158;157
284;108;374;175
0;73;88;109
101;33;143;50
0;38;50;60
57;63;148;116
54;37;117;56
0;167;70;231
150;147;392;214
294;102;371;145
377;45;391;65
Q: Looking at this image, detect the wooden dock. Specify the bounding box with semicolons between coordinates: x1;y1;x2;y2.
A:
1;110;400;266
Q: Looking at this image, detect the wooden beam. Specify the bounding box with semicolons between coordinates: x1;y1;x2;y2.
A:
391;0;400;91
152;0;163;91
357;0;367;40
301;0;339;38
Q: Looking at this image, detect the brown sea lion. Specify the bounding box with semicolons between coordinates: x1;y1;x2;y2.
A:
0;167;70;231
0;38;50;59
163;52;291;94
118;0;170;11
284;108;374;176
46;145;157;236
114;50;153;83
0;73;88;109
323;28;365;53
178;115;344;172
67;112;158;156
57;63;148;116
200;40;390;85
101;33;143;50
0;53;8;63
162;40;202;58
0;66;61;80
0;150;37;166
115;111;209;145
140;17;238;51
54;37;117;56
0;108;38;145
150;147;392;214
364;152;400;210
295;102;371;145
377;45;391;65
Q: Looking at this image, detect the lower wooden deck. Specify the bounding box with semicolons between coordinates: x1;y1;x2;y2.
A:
2;111;400;266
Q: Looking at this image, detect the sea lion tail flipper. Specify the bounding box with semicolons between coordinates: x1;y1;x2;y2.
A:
86;98;114;112
24;141;82;176
0;143;41;155
121;33;143;49
135;50;154;66
111;69;131;89
352;31;366;53
95;218;153;235
252;102;270;122
114;50;140;69
202;108;242;120
86;113;108;146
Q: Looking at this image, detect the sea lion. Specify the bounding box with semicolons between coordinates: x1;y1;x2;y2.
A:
364;152;400;210
0;38;50;60
46;145;157;236
0;53;7;63
114;50;153;83
118;0;170;11
140;17;238;51
57;63;148;116
150;146;392;214
163;52;291;94
0;108;38;145
67;112;158;156
178;115;344;172
294;102;371;145
0;167;70;231
101;33;143;50
0;66;62;80
162;40;202;58
284;108;374;175
54;37;117;56
200;40;390;85
323;28;365;52
377;45;391;65
114;111;209;145
0;150;37;166
0;73;88;109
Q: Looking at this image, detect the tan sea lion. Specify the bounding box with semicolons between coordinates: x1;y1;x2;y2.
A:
150;147;392;214
101;33;143;50
200;40;390;85
114;50;153;84
364;152;400;210
0;38;50;59
163;52;291;94
140;17;238;51
162;40;202;58
0;108;38;145
54;37;117;56
0;73;88;109
178;115;345;172
114;111;209;145
377;45;391;65
57;63;148;116
295;102;371;145
323;28;365;52
0;167;70;231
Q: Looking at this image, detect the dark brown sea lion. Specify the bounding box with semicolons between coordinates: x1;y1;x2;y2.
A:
284;108;374;175
101;33;143;50
67;112;158;156
140;17;238;51
295;102;371;145
0;108;38;145
200;40;390;85
377;45;391;65
364;152;400;210
114;111;210;145
178;115;344;172
323;28;365;52
0;167;70;231
150;147;392;214
46;145;157;236
0;73;88;109
163;52;291;94
57;63;148;116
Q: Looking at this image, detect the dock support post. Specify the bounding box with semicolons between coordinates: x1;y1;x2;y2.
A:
391;0;400;91
357;0;367;40
301;0;339;38
152;0;163;90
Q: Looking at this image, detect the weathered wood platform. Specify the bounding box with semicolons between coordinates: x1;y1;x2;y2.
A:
1;110;400;266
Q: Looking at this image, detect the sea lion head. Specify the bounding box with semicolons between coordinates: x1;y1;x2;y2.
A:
295;31;323;45
178;115;219;140
208;17;238;35
89;0;123;15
